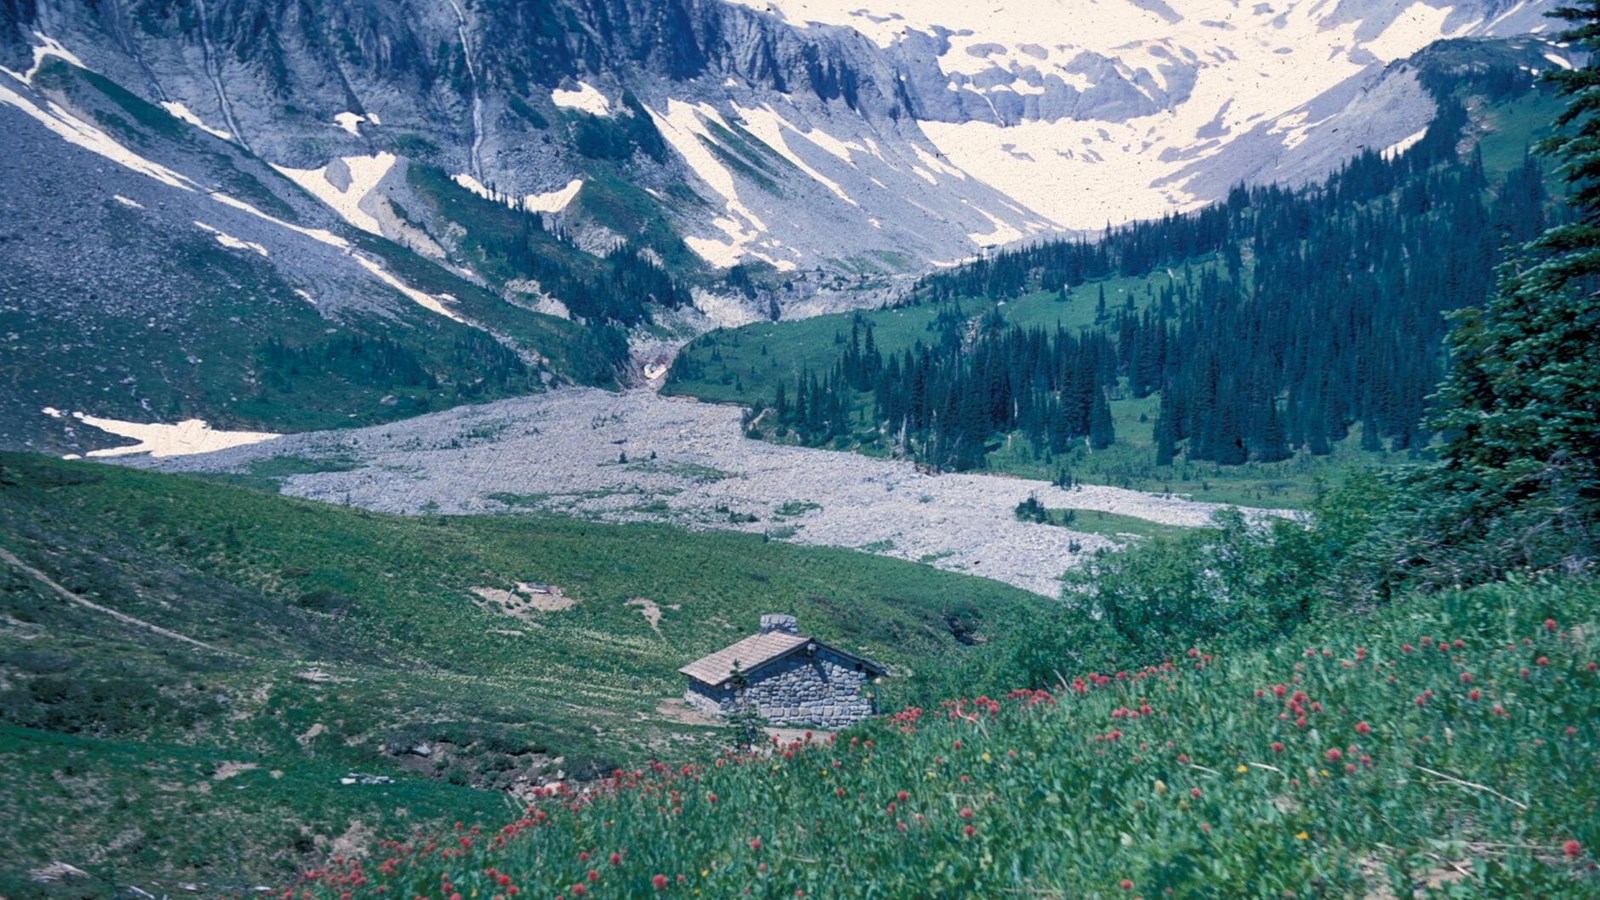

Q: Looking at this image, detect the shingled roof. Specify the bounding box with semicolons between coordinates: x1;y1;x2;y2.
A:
678;630;811;687
678;616;888;688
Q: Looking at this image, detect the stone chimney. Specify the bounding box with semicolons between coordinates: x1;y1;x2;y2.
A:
760;614;798;635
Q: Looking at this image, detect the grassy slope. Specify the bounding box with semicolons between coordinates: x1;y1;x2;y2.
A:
296;577;1600;898
0;453;1049;892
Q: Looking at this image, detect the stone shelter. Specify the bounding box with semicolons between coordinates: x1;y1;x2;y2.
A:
679;614;888;729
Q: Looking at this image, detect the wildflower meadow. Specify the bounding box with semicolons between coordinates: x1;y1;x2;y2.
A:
291;579;1599;898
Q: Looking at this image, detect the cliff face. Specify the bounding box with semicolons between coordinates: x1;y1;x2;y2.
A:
3;0;1565;269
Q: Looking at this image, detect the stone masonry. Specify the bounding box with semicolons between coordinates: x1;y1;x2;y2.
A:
684;646;878;729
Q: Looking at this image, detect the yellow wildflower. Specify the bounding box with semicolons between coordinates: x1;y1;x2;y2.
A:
1296;831;1310;841
1237;765;1249;773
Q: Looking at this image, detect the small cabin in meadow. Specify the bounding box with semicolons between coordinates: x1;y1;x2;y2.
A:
679;614;888;729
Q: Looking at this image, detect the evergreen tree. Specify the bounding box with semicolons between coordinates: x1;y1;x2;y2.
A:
1431;1;1600;563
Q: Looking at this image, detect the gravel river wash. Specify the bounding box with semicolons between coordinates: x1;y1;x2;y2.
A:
141;389;1294;597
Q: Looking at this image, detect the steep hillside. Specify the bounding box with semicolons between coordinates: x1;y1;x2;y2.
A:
293;576;1600;897
0;53;637;454
2;0;1566;276
0;452;1051;892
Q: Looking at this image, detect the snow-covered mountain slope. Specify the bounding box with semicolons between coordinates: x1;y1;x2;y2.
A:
731;0;1557;227
1;0;1562;281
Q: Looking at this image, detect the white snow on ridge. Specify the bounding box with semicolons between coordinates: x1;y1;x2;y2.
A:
352;254;466;322
1384;126;1429;159
552;82;612;116
0;80;199;191
525;178;585;213
194;221;269;256
334;112;368;135
2;71;478;327
0;32;85;85
731;103;857;205
273;153;398;236
113;195;144;209
42;408;280;458
725;0;1523;231
451;173;586;214
160;101;232;140
645;100;797;271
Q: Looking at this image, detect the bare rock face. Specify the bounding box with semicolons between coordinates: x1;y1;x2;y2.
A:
4;0;1565;269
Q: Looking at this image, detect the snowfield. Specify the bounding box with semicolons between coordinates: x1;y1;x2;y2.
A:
144;389;1295;597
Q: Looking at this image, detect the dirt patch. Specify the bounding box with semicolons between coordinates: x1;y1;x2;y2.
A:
211;761;258;781
297;722;327;748
470;583;575;623
517;582;575;611
765;726;829;744
627;597;663;633
653;697;720;727
322;820;376;861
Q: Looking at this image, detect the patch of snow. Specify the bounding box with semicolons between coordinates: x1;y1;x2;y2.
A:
43;408;280;458
725;0;1506;233
0;80;198;190
1383;126;1429;159
352;254;465;322
452;173;585;214
1363;4;1474;62
646;100;793;269
208;193;348;250
731;103;857;205
552;82;612;116
1544;52;1574;70
968;207;1024;247
334;112;367;136
524;178;585;213
112;195;144;209
0;32;85;85
273;153;397;236
194;221;269;256
160;101;232;139
294;289;318;305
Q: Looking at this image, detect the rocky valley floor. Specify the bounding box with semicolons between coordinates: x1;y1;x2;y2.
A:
140;388;1294;597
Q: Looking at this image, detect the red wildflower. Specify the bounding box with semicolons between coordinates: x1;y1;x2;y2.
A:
1272;741;1285;753
610;853;622;866
749;838;762;851
1355;722;1371;735
1120;879;1135;891
587;871;599;883
964;825;976;837
1326;748;1343;763
1191;787;1203;799
652;874;669;891
1537;656;1550;666
1546;619;1559;632
960;807;974;819
1469;689;1481;701
1565;840;1582;858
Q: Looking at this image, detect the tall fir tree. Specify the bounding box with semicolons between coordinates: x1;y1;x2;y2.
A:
1431;0;1600;564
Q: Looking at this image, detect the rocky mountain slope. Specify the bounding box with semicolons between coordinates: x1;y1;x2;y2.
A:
0;0;1568;454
